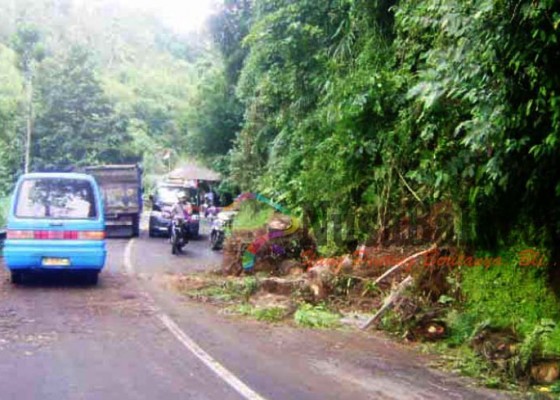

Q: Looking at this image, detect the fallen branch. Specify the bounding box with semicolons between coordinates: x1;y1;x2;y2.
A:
373;244;437;285
361;275;414;330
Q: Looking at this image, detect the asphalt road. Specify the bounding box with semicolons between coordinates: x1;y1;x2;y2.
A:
0;221;513;400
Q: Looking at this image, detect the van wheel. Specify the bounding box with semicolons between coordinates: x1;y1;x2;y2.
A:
11;271;23;285
84;272;99;285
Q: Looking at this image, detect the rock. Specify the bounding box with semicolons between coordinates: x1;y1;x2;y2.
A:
268;215;292;231
288;267;305;276
259;277;305;296
531;361;560;384
279;259;302;276
336;255;354;275
307;259;336;300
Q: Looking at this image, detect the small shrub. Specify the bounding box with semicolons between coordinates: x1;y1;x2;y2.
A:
445;310;478;346
187;280;251;303
241;276;259;300
543;325;560;359
233;200;274;231
234;304;287;322
294;303;341;329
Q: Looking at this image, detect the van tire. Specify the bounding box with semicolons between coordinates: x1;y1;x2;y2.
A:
84;271;99;285
11;271;23;285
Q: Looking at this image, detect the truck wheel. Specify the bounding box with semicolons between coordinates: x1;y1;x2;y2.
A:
11;271;23;285
132;218;140;237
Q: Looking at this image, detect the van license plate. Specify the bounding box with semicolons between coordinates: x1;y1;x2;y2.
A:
42;258;71;267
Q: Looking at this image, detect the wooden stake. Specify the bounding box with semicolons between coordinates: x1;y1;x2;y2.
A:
361;275;414;330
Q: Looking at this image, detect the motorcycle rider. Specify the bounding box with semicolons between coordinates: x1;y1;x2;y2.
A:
169;193;191;240
171;193;190;218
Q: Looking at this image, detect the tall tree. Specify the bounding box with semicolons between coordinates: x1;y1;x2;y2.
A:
32;46;129;170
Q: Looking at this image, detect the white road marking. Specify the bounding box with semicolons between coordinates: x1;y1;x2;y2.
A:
123;238;268;400
123;238;135;275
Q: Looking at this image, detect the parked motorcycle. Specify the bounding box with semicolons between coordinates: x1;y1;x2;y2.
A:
170;218;190;255
210;211;237;251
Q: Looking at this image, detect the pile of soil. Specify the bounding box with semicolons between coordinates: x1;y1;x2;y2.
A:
222;213;315;276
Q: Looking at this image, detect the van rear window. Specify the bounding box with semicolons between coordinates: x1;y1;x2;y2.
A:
15;178;98;219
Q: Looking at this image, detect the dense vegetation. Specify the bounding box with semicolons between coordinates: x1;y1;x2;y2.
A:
0;0;214;194
201;0;560;255
194;0;560;381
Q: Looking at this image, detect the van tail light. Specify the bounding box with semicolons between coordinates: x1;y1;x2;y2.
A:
7;230;105;240
7;230;35;240
77;231;105;240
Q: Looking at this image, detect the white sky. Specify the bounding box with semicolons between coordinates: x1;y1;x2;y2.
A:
116;0;217;33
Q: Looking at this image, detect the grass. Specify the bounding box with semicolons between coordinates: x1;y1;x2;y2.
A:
460;247;560;337
186;277;259;303
294;303;341;329
425;246;560;388
233;304;288;323
232;200;274;231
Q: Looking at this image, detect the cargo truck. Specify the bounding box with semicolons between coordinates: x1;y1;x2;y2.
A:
84;165;142;237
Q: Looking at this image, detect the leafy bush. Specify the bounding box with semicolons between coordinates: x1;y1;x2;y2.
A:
294;303;341;329
0;196;9;227
445;310;479;347
542;325;560;359
235;304;287;323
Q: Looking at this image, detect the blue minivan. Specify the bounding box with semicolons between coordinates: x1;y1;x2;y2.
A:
3;173;107;284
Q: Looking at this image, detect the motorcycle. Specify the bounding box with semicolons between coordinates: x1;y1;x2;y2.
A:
204;204;220;220
170;218;190;255
210;211;237;251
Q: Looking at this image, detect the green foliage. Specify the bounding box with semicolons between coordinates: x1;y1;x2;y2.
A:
32;46;131;170
232;200;274;231
460;251;560;336
241;276;259;300
185;60;242;157
234;304;287;322
445;310;482;348
543;325;560;359
200;0;560;256
187;279;255;303
0;44;23;194
294;303;341;329
449;346;496;384
517;319;556;369
186;276;260;303
0;196;10;227
0;0;210;190
190;284;241;303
